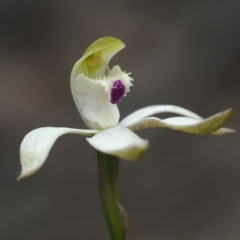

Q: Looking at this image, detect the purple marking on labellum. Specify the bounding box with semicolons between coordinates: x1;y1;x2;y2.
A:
110;80;125;104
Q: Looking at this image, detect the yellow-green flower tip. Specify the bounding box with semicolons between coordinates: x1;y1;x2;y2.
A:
196;108;233;135
71;37;125;79
83;37;125;60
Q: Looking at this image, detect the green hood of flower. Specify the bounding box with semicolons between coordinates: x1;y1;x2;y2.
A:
71;37;125;79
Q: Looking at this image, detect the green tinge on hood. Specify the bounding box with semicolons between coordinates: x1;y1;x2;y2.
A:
71;37;125;79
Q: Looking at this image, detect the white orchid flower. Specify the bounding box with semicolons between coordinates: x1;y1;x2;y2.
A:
18;37;234;180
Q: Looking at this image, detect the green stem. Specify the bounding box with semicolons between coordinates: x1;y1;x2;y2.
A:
96;151;129;240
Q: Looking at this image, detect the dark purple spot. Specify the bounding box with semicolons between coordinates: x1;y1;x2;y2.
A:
110;80;125;104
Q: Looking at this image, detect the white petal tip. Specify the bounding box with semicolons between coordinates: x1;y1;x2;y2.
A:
212;127;236;136
106;139;149;161
16;168;39;181
120;140;149;161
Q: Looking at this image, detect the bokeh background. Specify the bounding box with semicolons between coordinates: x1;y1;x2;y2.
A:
0;0;239;239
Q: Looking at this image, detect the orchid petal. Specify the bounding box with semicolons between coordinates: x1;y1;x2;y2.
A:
86;126;149;161
74;74;120;129
18;127;97;180
120;105;202;127
127;108;233;135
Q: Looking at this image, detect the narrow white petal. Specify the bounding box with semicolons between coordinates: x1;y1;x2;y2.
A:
127;108;233;135
74;74;120;129
120;105;202;127
86;125;149;161
18;127;97;180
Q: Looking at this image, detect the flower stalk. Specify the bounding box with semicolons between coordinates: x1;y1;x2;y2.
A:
96;151;129;240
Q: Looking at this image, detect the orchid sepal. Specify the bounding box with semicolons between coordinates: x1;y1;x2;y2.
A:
17;127;98;180
120;105;203;126
122;108;233;135
71;36;125;79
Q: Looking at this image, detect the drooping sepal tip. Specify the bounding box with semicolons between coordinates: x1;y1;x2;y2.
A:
211;127;236;136
17;168;39;181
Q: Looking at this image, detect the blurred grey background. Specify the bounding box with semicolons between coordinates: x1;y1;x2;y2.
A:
0;0;239;239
